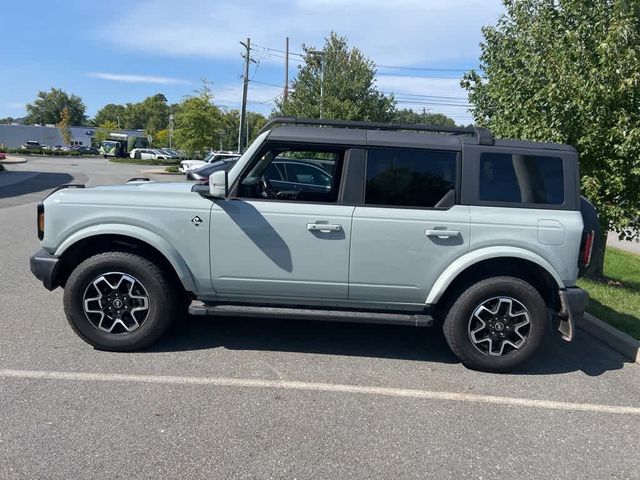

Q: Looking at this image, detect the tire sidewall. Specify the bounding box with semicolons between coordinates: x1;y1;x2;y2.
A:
445;277;547;372
63;253;175;350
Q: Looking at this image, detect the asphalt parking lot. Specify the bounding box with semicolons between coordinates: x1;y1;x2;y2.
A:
1;156;640;479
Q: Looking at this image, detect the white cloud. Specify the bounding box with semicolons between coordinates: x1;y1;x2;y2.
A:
87;72;191;85
99;0;503;65
5;102;25;110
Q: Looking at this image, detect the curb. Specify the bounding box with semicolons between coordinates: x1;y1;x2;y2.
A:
0;156;27;164
139;168;181;175
579;313;640;364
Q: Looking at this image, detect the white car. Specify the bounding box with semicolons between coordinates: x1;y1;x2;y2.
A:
179;152;239;174
129;148;170;160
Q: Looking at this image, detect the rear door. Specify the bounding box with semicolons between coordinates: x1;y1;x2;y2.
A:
349;147;470;305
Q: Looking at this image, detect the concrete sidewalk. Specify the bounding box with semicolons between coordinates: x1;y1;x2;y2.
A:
608;232;640;255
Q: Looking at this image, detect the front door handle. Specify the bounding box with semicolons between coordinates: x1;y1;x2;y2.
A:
426;229;460;238
307;223;342;232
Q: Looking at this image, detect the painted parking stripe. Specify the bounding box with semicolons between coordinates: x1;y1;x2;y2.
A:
1;368;639;416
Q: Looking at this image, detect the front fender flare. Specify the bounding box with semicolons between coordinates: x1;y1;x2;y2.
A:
425;246;565;305
54;224;198;293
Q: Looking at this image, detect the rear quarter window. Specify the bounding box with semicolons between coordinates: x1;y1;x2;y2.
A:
479;153;564;205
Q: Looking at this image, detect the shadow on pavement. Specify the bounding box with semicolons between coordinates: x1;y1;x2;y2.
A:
150;316;459;365
148;315;629;376
0;171;74;198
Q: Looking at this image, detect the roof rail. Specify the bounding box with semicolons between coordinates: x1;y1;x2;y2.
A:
259;116;494;145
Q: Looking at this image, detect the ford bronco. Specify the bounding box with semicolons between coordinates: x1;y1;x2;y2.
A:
30;117;591;372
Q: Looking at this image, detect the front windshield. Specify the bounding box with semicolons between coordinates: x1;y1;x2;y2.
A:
226;131;270;186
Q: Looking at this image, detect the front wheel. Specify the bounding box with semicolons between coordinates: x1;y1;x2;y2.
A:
443;276;547;372
63;252;176;351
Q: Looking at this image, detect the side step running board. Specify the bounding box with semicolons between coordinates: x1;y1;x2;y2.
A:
188;302;434;327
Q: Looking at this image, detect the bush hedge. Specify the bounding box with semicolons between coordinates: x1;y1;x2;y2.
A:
0;147;84;156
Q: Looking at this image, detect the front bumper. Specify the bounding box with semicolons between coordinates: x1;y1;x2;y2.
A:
29;249;60;291
557;287;589;341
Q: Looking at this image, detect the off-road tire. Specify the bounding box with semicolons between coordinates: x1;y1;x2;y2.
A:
443;276;547;372
63;251;176;351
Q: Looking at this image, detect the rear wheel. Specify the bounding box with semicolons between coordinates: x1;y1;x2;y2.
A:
63;252;176;351
443;276;547;372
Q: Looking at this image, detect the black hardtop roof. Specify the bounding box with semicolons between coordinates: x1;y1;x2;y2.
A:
261;117;576;153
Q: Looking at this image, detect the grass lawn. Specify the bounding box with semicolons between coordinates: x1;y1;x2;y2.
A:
578;247;640;339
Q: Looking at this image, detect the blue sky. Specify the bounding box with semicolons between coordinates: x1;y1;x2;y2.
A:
1;0;504;124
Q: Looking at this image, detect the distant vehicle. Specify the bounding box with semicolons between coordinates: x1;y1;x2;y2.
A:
0;152;6;160
99;132;148;158
187;157;333;198
129;148;170;160
73;146;99;155
186;159;238;181
157;148;180;159
179;151;239;173
21;140;42;150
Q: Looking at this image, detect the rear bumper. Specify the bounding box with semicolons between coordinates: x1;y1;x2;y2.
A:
557;287;589;341
29;249;60;291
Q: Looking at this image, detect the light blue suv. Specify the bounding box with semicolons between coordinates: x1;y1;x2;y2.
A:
30;117;591;372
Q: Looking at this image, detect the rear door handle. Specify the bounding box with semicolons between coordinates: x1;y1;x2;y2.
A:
426;229;460;238
307;223;342;232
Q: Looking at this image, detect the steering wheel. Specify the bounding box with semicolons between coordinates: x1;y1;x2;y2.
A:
260;175;278;199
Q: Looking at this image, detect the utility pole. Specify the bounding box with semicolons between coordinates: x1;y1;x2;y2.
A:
309;50;326;118
168;114;174;148
283;37;289;102
238;38;251;153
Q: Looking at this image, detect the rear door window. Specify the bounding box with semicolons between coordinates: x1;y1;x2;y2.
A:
479;153;564;205
365;148;457;208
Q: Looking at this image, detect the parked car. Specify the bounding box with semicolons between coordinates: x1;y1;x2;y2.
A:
73;146;99;155
179;151;239;173
129;148;170;160
29;117;590;372
159;148;186;159
187;157;333;197
21;140;42;150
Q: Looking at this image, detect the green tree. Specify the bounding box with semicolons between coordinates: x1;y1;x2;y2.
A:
94;120;119;144
392;109;458;127
152;129;169;147
174;81;223;156
25;88;86;125
57;107;72;145
462;0;640;274
275;32;395;121
93;104;126;127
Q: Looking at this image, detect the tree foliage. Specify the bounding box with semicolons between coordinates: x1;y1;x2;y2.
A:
94;120;119;144
174;81;223;156
462;0;640;243
92;94;171;134
392;109;458;127
57;107;72;145
25;88;86;125
275;32;395;121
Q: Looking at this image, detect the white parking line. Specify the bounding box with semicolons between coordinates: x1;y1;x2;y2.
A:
2;368;639;416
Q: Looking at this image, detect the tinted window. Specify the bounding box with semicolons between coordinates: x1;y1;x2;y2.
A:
284;162;332;186
365;148;457;208
479;153;564;204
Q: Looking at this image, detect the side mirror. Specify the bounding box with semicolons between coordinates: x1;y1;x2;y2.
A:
209;170;228;198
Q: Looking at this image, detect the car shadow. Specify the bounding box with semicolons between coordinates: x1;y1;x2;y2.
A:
0;171;74;198
148;315;628;376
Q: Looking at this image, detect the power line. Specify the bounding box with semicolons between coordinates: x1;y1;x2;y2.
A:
378;64;472;73
376;72;462;80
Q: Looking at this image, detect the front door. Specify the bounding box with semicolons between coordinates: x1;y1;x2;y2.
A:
210;146;352;300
